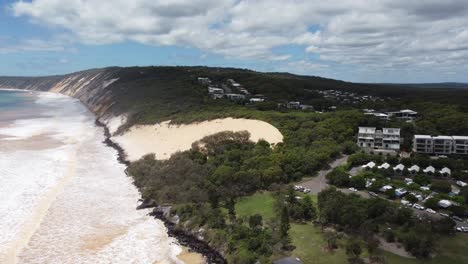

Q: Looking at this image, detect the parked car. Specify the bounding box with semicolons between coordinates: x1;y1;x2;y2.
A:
348;187;358;192
303;188;311;193
453;216;463;222
413;204;425;210
425;208;436;214
368;191;378;197
439;212;450;218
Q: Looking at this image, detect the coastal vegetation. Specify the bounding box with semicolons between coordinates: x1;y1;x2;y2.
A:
4;66;468;263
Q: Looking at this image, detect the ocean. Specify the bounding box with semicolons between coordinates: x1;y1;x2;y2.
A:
0;90;184;263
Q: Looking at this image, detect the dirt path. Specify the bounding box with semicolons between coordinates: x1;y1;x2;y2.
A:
299;155;349;194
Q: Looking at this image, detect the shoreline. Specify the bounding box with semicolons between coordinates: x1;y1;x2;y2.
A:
95;118;227;264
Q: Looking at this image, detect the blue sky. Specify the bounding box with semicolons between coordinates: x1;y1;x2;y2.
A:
1;0;468;83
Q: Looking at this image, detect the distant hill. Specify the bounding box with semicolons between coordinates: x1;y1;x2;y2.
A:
382;83;468;89
1;66;467;129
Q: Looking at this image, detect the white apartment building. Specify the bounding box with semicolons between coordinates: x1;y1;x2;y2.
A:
453;136;468;155
433;136;454;155
413;135;433;154
357;127;401;151
413;135;468;155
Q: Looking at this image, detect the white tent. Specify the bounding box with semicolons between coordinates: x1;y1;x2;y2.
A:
393;164;405;172
440;167;451;176
377;162;390;169
423;166;435;174
408;165;420;173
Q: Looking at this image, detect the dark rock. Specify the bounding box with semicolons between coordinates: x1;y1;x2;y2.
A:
151;208;227;264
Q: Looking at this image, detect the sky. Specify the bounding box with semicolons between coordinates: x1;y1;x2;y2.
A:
1;0;468;83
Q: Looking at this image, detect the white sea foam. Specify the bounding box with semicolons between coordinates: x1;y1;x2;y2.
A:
0;91;184;264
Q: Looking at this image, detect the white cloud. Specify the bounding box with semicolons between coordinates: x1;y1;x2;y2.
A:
9;0;468;78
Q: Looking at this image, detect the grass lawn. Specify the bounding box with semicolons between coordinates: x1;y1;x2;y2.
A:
235;191;276;220
290;224;348;264
380;234;468;264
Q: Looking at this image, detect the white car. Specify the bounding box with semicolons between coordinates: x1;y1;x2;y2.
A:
439;213;450;218
348;187;358;192
425;208;436;214
413;204;425;210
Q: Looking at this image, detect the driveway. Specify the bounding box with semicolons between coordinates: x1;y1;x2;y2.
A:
299;155;349;194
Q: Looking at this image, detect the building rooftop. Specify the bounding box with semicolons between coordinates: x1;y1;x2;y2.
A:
383;128;400;134
433;136;453;140
414;135;432;139
400;109;418;114
453;136;468;140
359;127;376;133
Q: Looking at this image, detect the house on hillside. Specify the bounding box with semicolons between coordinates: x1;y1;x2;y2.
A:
388;109;418;121
286;101;301;109
225;93;246;100
197;77;211;85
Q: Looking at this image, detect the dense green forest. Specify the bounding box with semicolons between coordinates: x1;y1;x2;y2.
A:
89;66;468;135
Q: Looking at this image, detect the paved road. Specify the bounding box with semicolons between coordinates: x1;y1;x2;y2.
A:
299;155;349;194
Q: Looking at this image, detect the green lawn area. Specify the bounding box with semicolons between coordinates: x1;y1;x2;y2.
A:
235;191;276;220
380;234;468;264
290;224;348;264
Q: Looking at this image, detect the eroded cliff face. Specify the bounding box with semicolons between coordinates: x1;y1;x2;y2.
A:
0;68;121;118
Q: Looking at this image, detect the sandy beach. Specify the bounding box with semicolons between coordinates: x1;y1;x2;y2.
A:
112;118;284;161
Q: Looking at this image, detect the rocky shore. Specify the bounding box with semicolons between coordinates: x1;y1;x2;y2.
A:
95;118;227;264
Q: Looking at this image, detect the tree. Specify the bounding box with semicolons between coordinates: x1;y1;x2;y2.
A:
460;186;468;204
413;174;431;186
323;230;338;250
279;206;290;248
424;197;439;209
326;166;350;187
431;180;451;193
301;195;317;221
406;193;418;204
350;175;366;190
346;239;362;260
249;214;263;229
366;236;380;256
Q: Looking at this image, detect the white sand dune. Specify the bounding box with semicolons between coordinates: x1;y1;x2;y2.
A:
112;118;283;161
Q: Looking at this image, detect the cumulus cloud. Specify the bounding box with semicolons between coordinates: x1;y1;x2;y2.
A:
10;0;468;77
